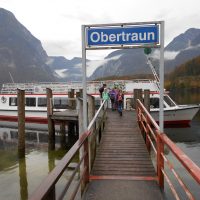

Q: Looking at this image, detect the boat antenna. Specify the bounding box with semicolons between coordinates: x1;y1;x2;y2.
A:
9;72;15;83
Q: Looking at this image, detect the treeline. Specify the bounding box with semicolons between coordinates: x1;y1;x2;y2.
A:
165;55;200;90
94;74;154;81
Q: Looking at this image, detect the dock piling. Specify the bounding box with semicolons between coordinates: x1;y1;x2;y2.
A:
46;88;55;150
17;89;25;157
144;89;150;112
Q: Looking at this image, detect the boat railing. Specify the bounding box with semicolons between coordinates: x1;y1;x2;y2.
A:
1;79;158;94
136;99;200;199
29;99;107;200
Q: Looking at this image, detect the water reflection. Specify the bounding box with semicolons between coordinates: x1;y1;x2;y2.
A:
0;125;76;200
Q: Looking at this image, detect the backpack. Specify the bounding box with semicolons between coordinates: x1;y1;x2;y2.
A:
118;94;123;101
99;87;104;93
109;92;115;100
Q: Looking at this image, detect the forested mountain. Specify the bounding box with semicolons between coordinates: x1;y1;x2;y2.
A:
165;55;200;89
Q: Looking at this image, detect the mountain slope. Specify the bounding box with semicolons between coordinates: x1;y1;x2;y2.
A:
0;8;55;84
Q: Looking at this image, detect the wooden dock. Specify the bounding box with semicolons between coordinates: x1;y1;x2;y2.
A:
51;110;78;121
83;110;163;200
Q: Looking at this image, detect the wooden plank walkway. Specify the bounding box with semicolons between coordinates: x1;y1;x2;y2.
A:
83;110;163;200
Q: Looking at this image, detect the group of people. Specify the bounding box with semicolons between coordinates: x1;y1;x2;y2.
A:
99;84;124;116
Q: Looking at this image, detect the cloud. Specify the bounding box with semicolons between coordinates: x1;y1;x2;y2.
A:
151;49;179;60
55;69;68;78
86;54;122;77
164;51;180;60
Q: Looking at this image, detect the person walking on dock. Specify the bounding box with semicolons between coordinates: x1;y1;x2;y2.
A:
99;83;107;98
117;90;124;116
109;87;117;111
102;88;110;101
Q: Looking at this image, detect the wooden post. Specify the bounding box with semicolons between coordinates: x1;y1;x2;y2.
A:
144;89;150;112
79;89;83;98
46;88;55;150
60;122;67;149
47;151;56;200
76;91;80;98
83;137;89;188
87;95;95;131
134;89;143;108
68;89;75;109
133;89;138;109
87;94;95;172
19;158;28;200
146;118;151;153
138;89;143;102
78;98;84;135
68;121;77;146
77;98;85;195
78;98;89;194
157;133;164;189
17;89;25;158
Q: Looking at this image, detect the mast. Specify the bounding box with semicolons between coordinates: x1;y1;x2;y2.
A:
146;55;160;91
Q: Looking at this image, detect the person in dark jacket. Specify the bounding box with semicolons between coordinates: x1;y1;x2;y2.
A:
109;88;117;110
99;84;106;98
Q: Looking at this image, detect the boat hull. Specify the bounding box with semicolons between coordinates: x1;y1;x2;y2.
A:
0;110;48;124
150;105;200;126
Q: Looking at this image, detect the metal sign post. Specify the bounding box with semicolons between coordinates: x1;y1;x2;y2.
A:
159;21;164;132
81;21;164;132
81;25;87;131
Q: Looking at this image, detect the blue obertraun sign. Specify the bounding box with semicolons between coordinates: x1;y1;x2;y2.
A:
87;25;159;47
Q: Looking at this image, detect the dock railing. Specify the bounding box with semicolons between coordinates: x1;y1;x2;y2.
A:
29;100;107;200
136;99;200;200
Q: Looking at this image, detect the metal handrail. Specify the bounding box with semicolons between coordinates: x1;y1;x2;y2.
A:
136;99;200;200
29;100;107;200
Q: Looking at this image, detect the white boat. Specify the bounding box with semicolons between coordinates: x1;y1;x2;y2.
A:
0;79;199;126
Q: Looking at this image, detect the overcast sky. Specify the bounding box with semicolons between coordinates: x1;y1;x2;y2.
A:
1;0;200;60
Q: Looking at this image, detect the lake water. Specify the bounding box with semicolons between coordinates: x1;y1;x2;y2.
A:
0;89;200;199
163;89;200;199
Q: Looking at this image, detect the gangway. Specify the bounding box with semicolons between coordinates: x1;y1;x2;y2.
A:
29;99;200;200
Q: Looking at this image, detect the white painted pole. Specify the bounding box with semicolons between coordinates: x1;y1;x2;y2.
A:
81;25;87;131
159;21;165;132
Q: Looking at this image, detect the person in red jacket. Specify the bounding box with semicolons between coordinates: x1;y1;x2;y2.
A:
116;90;124;116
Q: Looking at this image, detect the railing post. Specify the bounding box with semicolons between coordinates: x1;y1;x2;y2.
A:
87;95;95;172
83;137;89;187
146;117;151;153
157;132;164;189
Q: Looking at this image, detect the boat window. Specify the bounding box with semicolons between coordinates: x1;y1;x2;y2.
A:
9;97;17;106
53;97;68;109
38;97;47;107
26;98;36;107
164;95;176;107
150;98;159;108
